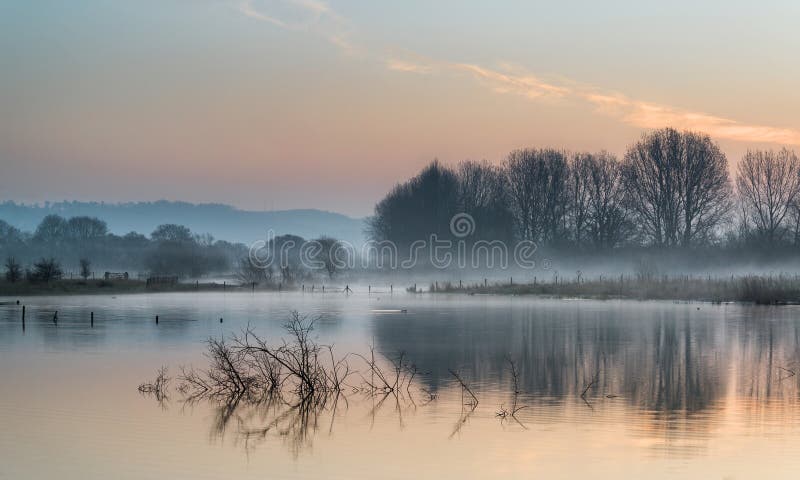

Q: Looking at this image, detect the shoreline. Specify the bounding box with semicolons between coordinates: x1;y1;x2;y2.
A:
4;275;800;305
426;275;800;305
0;279;259;297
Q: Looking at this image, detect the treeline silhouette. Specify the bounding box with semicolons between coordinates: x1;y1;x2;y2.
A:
0;214;349;284
0;215;246;278
368;127;800;263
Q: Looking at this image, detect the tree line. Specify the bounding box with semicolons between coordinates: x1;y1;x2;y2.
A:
1;214;349;285
368;127;800;254
0;215;246;281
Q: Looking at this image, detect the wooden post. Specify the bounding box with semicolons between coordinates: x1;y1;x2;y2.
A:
156;315;159;325
22;305;25;330
91;311;94;328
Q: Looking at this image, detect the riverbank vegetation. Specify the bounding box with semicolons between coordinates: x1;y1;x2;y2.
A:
429;273;800;304
0;277;238;296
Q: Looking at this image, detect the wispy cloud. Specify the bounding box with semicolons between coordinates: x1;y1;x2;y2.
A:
388;57;800;145
450;63;569;100
237;0;357;55
386;59;432;75
236;2;800;146
578;91;800;144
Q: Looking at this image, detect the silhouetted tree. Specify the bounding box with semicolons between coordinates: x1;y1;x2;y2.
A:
34;215;68;243
151;224;193;243
623;128;731;247
0;220;23;246
30;257;62;282
66;216;108;240
4;256;22;283
567;153;593;246
145;224;229;277
237;255;271;285
269;234;307;284
310;236;346;278
368;160;459;248
79;258;91;280
456;160;514;244
736;148;800;245
504;148;569;244
577;152;630;249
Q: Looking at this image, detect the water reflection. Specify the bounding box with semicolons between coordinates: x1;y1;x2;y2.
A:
4;294;800;477
370;301;800;456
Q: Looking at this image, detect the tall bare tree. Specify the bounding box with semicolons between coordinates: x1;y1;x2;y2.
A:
568;153;593;246
585;152;630;248
736;148;800;244
504;148;569;244
623;128;731;247
679;131;732;245
456;160;514;243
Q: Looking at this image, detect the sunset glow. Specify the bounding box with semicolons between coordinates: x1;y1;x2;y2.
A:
2;1;799;215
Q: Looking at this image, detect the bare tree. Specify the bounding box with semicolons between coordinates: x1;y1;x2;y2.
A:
623;128;731;247
66;216;108;240
568;153;593;246
680;131;732;245
79;258;91;280
736;148;800;244
237;256;269;285
30;257;63;282
4;256;22;283
585;152;630;248
504;148;569;244
456;160;514;243
311;236;345;279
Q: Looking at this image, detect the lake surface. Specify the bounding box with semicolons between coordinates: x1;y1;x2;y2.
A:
2;290;800;479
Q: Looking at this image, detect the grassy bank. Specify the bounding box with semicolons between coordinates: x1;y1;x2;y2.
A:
0;279;248;296
429;274;800;304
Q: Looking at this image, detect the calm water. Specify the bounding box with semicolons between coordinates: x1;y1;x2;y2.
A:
2;291;800;479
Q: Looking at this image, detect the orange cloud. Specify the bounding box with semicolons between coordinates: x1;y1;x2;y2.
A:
237;3;800;146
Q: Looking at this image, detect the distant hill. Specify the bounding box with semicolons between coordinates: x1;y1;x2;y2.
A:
0;201;367;246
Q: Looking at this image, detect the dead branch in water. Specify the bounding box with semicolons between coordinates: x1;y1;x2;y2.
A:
496;355;527;423
777;365;797;382
138;366;171;403
448;369;479;408
581;373;598;398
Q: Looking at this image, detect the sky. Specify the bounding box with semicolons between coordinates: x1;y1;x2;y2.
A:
2;0;800;217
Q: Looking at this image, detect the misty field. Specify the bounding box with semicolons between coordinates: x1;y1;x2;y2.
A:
430;274;800;304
